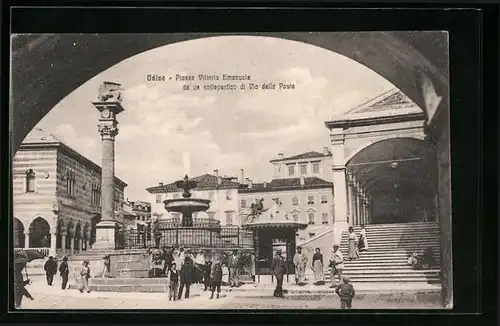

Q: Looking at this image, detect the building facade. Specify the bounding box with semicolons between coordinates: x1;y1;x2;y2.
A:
238;176;334;242
13;128;127;256
146;171;240;226
270;149;333;182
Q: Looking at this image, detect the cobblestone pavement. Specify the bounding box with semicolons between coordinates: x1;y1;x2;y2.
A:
16;281;442;310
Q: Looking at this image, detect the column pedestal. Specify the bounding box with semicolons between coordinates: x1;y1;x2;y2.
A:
92;220;119;250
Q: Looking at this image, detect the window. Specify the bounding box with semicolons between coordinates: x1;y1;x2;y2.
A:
91;183;101;206
207;212;216;220
66;170;76;197
322;212;329;224
156;194;162;203
240;199;247;208
226;190;232;200
25;169;36;193
208;191;215;200
299;237;306;241
288;165;295;176
309;233;316;238
292;213;299;221
312;162;320;174
292;196;299;205
225;212;234;225
308;212;315;225
321;195;328;204
173;193;180;199
308;195;315;204
300;164;307;175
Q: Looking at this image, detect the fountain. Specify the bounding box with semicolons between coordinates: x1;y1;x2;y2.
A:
163;174;212;227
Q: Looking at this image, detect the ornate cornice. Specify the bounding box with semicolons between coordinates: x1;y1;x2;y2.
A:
98;123;119;140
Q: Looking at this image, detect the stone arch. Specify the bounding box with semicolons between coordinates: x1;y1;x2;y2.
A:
13;217;26;248
28;216;51;248
11;33;448;154
343;134;427;166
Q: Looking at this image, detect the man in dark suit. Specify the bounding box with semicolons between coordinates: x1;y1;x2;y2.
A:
271;249;287;298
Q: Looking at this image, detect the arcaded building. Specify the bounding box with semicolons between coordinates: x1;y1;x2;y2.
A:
13;128;127;256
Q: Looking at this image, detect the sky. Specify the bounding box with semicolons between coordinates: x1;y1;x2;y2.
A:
32;35;395;201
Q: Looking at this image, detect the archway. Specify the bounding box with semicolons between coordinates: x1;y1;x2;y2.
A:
28;216;51;248
13;218;25;248
11;32;448;154
346;137;438;225
90;214;101;247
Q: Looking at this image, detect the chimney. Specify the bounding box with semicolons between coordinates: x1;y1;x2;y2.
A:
278;153;284;159
240;169;245;183
300;175;305;186
248;179;253;188
263;181;267;188
214;169;219;177
159;182;163;186
323;147;330;155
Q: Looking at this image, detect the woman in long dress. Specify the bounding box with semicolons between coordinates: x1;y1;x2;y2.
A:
347;227;359;260
358;225;369;252
311;247;324;285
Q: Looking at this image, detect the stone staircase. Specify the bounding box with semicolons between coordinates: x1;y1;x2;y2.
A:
325;222;441;284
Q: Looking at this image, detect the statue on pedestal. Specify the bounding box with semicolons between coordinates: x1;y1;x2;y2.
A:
97;81;124;102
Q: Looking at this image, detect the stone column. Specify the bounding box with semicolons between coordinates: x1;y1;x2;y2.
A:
347;181;355;225
355;184;362;226
329;128;348;238
69;236;75;254
61;233;67;253
49;231;57;257
24;233;30;249
92;84;125;250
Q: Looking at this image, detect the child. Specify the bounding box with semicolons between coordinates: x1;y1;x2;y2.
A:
335;276;355;309
210;261;223;299
168;263;179;301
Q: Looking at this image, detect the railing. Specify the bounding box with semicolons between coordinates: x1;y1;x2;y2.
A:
14;247;50;256
115;226;254;250
157;217;221;228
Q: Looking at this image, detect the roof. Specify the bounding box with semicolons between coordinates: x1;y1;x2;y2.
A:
20;128;128;188
325;89;424;129
238;177;332;194
270;151;331;163
146;174;240;193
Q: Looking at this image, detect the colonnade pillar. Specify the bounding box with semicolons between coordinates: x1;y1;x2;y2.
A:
24;233;30;248
329;127;349;242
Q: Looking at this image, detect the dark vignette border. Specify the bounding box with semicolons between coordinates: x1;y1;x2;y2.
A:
1;2;498;326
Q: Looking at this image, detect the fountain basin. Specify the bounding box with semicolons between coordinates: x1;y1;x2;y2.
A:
164;198;211;212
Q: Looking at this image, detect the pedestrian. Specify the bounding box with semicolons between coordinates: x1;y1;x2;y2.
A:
293;246;308;285
335;276;355;309
210;260;223;299
44;256;58;286
59;256;70;290
312;247;325;285
163;246;175;275
271;249;287;298
14;262;34;309
347;227;359;260
228;250;240;287
203;260;213;291
358;225;369;252
250;253;256;284
78;260;92;293
177;255;194;300
167;263;179;301
329;244;344;288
